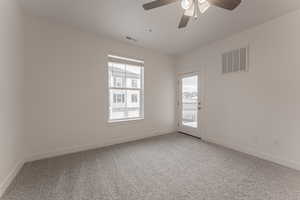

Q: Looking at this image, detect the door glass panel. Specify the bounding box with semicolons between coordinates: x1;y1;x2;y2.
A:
182;75;198;128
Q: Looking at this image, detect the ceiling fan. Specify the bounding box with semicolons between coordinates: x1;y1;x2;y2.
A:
143;0;241;28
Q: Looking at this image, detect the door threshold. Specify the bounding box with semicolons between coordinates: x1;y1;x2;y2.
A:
178;131;202;140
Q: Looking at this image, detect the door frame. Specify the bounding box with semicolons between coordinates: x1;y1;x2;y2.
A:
177;71;202;137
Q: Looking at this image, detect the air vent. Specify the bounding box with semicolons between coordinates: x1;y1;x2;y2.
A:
222;46;249;74
126;36;138;42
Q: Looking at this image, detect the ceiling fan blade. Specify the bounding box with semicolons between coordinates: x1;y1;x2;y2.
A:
143;0;179;10
208;0;241;10
178;14;190;29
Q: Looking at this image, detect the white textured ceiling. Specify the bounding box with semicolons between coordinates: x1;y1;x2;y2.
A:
20;0;300;55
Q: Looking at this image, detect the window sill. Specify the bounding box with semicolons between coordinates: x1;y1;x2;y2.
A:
107;117;144;126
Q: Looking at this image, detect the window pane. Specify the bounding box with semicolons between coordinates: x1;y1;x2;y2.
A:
109;62;125;88
109;89;141;120
182;76;198;128
109;89;126;120
127;90;140;118
127;90;140;107
126;65;141;88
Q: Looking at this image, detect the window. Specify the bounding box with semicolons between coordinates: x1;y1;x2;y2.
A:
113;77;123;87
131;94;138;103
113;93;125;104
108;55;144;122
131;79;138;88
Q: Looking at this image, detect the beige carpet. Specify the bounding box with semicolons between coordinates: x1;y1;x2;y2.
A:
2;133;300;200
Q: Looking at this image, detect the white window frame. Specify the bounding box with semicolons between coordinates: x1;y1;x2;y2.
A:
107;54;144;123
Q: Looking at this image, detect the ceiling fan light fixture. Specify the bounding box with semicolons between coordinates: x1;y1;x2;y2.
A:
184;4;195;16
181;0;193;10
142;0;242;29
198;0;210;13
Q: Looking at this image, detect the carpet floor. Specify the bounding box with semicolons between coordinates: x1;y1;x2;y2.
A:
2;133;300;200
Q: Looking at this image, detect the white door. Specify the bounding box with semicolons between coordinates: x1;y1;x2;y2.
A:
178;72;202;137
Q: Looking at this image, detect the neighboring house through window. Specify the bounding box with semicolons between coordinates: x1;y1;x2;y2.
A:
113;77;123;88
113;93;125;104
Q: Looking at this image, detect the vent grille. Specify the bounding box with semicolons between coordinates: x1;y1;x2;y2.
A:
222;46;249;74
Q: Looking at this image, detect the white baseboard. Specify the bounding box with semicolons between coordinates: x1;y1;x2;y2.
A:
27;130;173;162
0;159;25;198
0;130;174;198
11;131;296;199
204;137;300;171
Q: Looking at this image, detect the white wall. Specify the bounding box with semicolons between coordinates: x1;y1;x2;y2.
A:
0;0;25;196
176;9;300;170
24;15;176;160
